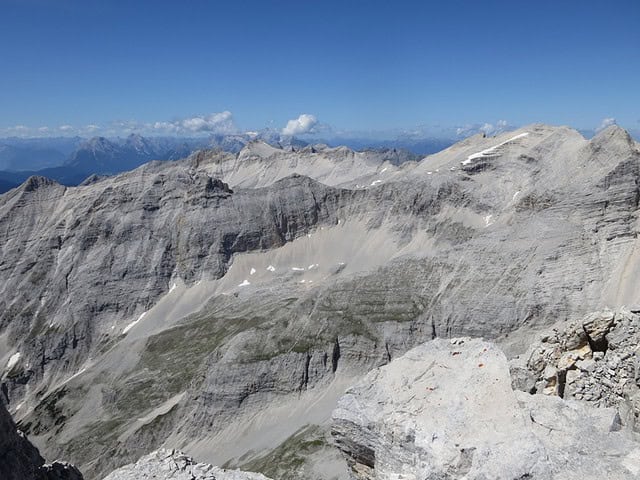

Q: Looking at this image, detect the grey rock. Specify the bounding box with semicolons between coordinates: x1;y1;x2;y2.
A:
582;310;615;349
101;449;271;480
332;338;640;479
512;308;640;431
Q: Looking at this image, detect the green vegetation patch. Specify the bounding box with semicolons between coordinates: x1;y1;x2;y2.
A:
234;425;328;480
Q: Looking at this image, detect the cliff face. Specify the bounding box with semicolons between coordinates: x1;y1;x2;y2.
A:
2;125;640;478
0;396;83;480
0;394;45;480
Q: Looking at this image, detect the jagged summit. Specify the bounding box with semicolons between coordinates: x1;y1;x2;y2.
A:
20;175;62;192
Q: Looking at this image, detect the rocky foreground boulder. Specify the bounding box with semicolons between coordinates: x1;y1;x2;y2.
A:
101;449;272;480
331;338;640;479
510;307;640;424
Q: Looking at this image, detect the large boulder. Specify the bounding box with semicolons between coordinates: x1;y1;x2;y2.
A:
331;338;640;479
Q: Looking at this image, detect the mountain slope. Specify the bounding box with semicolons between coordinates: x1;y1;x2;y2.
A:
1;124;640;478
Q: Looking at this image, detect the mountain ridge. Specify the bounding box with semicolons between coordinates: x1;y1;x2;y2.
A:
2;123;640;478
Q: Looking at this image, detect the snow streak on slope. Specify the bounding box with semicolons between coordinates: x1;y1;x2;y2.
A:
462;132;530;165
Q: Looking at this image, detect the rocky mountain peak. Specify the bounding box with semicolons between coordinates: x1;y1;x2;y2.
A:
238;140;283;159
85;136;116;151
125;133;150;148
591;124;635;147
20;175;61;192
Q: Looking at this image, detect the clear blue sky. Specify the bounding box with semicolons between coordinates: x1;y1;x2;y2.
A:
1;0;639;137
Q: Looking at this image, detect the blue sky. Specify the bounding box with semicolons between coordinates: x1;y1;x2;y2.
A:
1;0;639;138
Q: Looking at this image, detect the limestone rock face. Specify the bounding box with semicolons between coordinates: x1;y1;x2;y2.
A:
101;449;271;480
331;338;640;479
0;397;83;480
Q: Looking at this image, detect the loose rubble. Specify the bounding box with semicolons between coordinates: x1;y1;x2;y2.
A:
510;307;640;429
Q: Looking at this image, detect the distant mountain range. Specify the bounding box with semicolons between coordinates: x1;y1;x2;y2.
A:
0;132;452;193
0;134;232;193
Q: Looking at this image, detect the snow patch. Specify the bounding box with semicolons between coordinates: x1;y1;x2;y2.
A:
123;311;147;335
250;268;256;275
64;367;87;384
292;267;305;271
462;132;529;165
308;263;318;270
238;279;251;287
169;282;177;293
426;171;433;175
371;180;382;186
6;352;21;371
513;191;521;200
484;214;494;227
266;265;276;272
380;167;388;173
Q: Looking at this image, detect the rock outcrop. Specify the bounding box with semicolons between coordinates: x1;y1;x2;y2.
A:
510;307;640;429
101;449;271;480
332;338;640;479
0;396;83;480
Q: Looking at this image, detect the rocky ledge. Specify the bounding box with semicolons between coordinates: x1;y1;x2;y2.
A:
331;337;640;479
101;449;272;480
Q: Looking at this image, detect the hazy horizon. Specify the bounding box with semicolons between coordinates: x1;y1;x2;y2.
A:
1;0;638;140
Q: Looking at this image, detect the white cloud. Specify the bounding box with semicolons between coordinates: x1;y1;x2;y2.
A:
153;111;237;135
281;114;318;136
0;112;238;138
0;125;30;137
596;117;616;132
479;123;494;135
